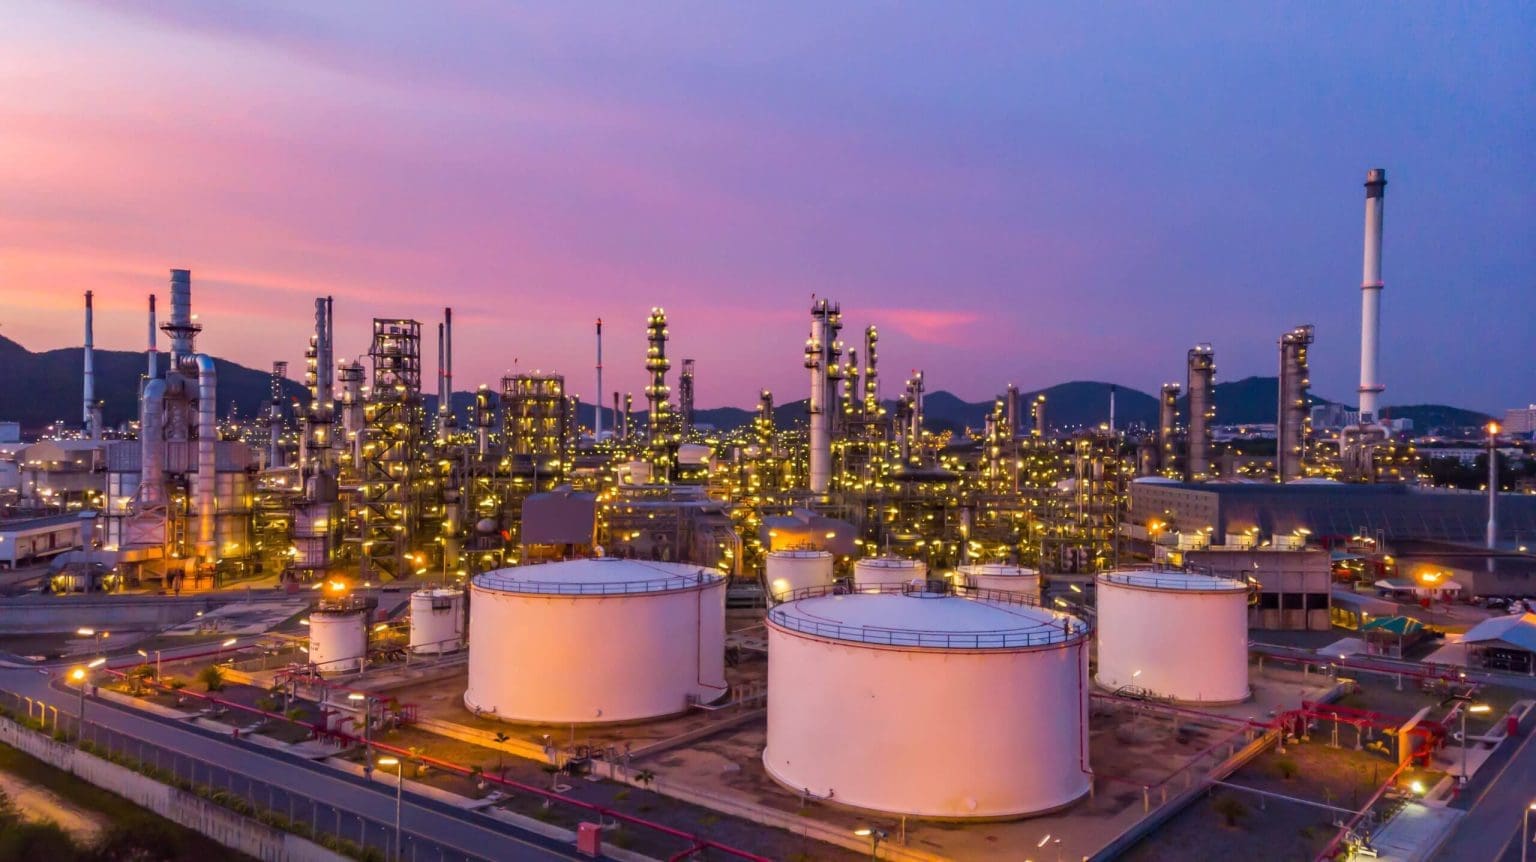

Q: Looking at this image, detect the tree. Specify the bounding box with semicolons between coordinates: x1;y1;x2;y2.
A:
196;665;225;693
1212;794;1248;829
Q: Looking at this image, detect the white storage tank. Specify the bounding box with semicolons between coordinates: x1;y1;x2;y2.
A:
409;588;465;654
958;563;1040;599
852;557;927;591
1095;570;1250;704
464;558;727;724
765;549;833;601
765;589;1091;819
308;607;367;674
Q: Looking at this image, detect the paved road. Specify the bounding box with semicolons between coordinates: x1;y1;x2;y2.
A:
0;667;583;862
1436;712;1536;862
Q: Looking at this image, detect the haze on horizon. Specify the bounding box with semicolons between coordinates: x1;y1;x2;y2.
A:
1;2;1531;412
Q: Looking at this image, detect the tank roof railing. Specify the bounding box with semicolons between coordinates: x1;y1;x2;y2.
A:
769;581;1092;649
474;567;723;596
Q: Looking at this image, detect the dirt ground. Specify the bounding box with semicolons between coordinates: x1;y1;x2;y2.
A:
1122;738;1444;862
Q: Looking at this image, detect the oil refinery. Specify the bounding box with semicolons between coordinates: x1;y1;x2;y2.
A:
0;166;1533;862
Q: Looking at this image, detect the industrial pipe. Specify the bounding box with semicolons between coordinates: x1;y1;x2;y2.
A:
139;379;166;508
193;354;218;564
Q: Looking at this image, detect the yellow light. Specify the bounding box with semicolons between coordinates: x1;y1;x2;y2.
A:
70;668;86;681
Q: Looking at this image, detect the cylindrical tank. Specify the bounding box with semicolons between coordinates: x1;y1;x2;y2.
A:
852;557;927;591
1094;570;1250;704
308;609;367;674
959;563;1041;599
409;588;465;654
765;549;833;601
464;558;727;724
765;589;1091;819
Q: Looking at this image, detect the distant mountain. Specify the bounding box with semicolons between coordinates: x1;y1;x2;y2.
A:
1380;404;1493;432
0;335;306;433
1175;376;1336;427
1;334;1493;437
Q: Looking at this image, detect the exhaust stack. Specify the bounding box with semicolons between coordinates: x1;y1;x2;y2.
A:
147;294;158;378
595;319;604;441
83;291;100;439
1358;169;1387;423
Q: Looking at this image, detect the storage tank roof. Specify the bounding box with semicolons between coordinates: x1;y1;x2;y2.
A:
473;558;722;596
769;591;1087;649
958;563;1038;576
769;549;832;560
856;557;923;569
1098;570;1247;592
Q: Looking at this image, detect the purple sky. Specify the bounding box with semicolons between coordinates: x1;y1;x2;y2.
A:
2;2;1532;411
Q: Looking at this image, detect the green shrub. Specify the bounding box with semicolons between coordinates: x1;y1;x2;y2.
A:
196;665;225;693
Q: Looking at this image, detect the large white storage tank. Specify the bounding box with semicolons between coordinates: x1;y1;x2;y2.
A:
1095;570;1250;704
409;588;465;654
853;557;927;591
464;558;727;724
958;563;1040;599
765;549;833;601
308;607;367;674
765;588;1091;818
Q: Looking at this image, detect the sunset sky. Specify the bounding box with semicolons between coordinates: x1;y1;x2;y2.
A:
1;2;1531;411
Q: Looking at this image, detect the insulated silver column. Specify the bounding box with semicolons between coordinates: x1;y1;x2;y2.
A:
83;291;98;439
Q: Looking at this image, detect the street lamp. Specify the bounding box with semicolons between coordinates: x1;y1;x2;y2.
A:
1523;801;1536;862
349;692;373;776
1447;697;1492;785
136;648;162;679
377;756;403;862
77;627;109;657
219;637;238;663
70;661;101;744
853;827;886;860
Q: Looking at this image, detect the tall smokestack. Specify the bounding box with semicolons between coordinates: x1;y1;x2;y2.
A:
437;321;447;439
1186;345;1216;480
595;319;604;441
444;306;453;430
147;294;158;378
1108;384;1116;433
163;269;197;363
83;291;98;439
1358;168;1387;423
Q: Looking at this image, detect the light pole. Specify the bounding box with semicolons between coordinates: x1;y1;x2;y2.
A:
70;657;103;745
219;637;238;663
1451;699;1491;785
377;756;403;862
853;827;886;861
77;627;109;657
349;692;373;778
1524;801;1536;862
136;648;163;680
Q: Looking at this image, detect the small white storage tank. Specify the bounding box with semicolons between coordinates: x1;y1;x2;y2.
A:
1095;570;1250;704
958;563;1040;599
465;558;727;724
409;588;465;654
765;549;833;601
852;557;927;591
765;588;1091;819
308;607;367;674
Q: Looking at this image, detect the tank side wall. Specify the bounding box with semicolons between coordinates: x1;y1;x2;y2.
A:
765;627;1090;818
1095;581;1249;702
